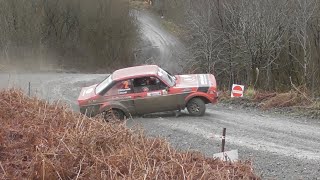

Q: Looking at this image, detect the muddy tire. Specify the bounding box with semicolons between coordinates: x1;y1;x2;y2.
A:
187;98;206;116
104;109;125;122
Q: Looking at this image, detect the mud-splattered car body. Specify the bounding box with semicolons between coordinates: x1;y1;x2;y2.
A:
78;65;218;119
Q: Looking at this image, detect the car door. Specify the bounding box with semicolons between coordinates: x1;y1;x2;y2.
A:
102;80;135;114
132;76;178;114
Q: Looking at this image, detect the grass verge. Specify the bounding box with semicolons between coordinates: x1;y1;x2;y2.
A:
219;88;320;119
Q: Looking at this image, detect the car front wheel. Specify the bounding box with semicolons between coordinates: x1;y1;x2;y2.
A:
187;98;206;116
104;109;125;122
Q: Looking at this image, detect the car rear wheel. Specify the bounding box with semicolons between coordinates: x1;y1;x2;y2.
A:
187;98;206;116
104;109;125;122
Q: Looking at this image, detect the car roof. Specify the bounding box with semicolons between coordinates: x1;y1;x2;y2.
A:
112;65;159;81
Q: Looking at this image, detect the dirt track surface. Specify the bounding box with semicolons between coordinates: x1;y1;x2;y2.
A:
1;73;320;179
133;10;185;74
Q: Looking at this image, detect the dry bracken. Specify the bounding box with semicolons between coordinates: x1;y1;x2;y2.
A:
0;89;259;180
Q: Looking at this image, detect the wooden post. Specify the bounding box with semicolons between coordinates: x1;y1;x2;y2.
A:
28;82;31;96
221;128;226;152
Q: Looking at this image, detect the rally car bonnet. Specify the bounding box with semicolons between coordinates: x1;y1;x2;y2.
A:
175;74;216;88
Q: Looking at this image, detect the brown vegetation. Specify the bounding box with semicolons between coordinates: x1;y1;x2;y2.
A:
258;91;306;109
253;87;314;109
219;88;320;118
0;89;259;179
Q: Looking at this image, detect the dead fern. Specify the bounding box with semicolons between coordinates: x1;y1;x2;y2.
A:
0;89;259;180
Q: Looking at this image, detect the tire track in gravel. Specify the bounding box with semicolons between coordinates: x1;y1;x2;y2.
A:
133;10;186;74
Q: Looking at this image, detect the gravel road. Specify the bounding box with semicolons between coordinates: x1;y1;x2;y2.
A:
1;9;320;180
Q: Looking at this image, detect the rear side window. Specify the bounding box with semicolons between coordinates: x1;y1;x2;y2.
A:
104;80;133;96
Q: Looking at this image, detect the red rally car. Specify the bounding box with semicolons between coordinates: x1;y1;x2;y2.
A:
78;65;218;120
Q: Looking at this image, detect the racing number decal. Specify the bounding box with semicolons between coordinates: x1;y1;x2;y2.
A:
82;87;94;96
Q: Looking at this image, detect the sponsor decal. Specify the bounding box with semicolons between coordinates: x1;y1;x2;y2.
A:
111;96;132;100
118;88;131;95
82;87;93;96
180;75;196;82
186;77;196;82
147;91;162;96
88;99;98;103
198;74;209;86
182;88;192;92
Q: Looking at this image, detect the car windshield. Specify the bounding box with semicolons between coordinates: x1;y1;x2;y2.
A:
157;67;175;87
95;75;113;94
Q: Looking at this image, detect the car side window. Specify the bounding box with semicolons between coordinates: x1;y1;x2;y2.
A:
132;76;166;93
104;80;133;96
